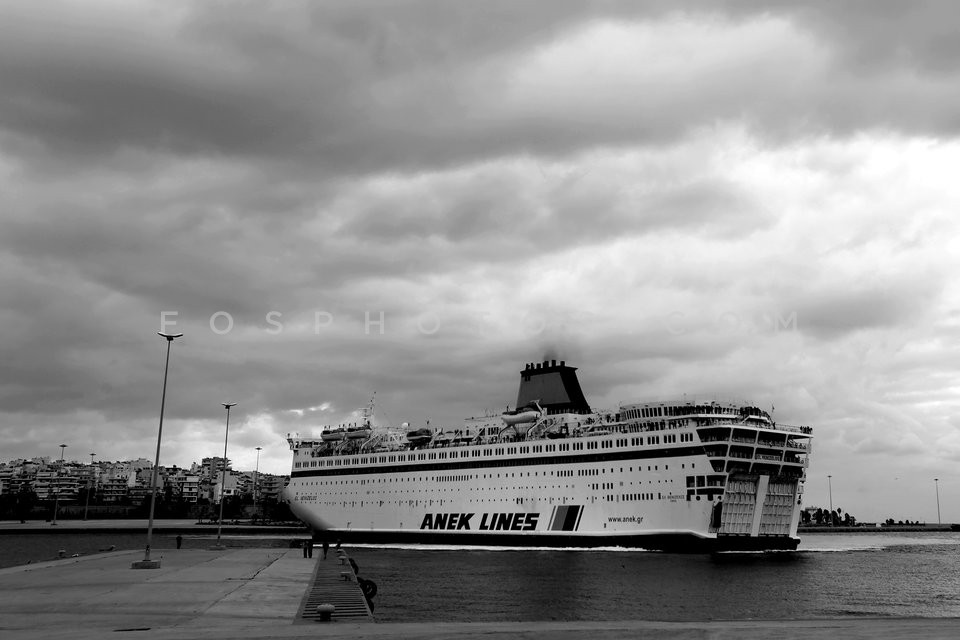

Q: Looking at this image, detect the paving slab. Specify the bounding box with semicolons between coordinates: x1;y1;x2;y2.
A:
0;548;319;639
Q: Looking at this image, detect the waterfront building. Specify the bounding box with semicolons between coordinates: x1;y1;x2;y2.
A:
198;457;231;481
258;474;288;500
211;470;242;502
0;456;288;512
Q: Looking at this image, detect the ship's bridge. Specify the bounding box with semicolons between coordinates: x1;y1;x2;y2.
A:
696;421;812;476
617;400;812;477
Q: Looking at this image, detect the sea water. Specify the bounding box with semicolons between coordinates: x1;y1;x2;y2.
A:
347;532;960;622
2;531;958;621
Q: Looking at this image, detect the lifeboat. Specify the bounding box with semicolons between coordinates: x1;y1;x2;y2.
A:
582;426;611;437
406;428;432;444
501;401;542;425
320;428;345;442
346;426;372;439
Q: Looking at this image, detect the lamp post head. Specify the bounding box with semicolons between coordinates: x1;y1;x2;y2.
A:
158;332;184;341
222;402;237;410
256;446;262;452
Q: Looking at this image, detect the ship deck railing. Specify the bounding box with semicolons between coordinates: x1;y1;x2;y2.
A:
297;419;812;459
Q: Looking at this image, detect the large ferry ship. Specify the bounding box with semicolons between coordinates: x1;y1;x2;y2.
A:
285;360;812;552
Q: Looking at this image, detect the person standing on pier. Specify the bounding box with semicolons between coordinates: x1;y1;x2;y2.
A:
176;535;183;549
322;540;329;559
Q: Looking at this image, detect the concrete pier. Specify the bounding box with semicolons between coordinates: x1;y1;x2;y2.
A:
0;546;957;639
0;546;370;639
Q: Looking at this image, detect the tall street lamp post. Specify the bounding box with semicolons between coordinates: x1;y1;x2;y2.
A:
132;331;182;569
83;452;96;521
827;475;833;526
935;478;941;525
212;402;236;550
51;443;67;526
254;446;262;523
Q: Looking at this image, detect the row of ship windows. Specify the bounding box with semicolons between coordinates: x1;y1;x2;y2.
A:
624;406;671;419
687;475;727;488
295;477;680;495
605;493;661;501
299;491;700;509
305;498;579;507
292;463;698;487
298;477;678;497
622;405;741;419
586;435;681;448
295;435;697;468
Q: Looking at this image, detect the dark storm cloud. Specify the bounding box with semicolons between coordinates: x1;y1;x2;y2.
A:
4;0;960;182
1;149;761;347
0;2;304;159
0;0;636;170
3;202;278;320
0;256;158;415
783;0;960;74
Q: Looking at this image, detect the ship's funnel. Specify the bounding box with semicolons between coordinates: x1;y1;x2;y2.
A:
516;362;591;414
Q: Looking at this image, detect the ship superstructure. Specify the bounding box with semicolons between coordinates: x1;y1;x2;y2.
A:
286;360;812;551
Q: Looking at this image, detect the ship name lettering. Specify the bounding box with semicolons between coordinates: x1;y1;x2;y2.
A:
419;513;475;530
419;512;540;531
478;512;539;531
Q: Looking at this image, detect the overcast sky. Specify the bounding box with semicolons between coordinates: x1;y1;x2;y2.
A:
1;1;958;523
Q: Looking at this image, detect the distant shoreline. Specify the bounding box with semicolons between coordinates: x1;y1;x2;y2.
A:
799;525;958;533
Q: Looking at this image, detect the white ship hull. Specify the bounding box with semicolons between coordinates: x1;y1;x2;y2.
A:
286;361;812;552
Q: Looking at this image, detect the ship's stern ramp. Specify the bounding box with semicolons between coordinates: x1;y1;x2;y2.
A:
717;474;800;538
697;420;811;549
